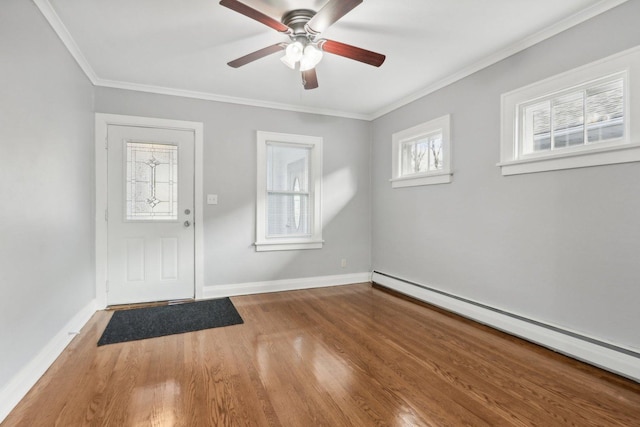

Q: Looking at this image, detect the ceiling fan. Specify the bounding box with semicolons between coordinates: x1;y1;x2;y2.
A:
219;0;386;90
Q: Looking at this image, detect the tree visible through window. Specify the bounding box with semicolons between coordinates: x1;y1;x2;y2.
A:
391;114;452;188
400;132;443;176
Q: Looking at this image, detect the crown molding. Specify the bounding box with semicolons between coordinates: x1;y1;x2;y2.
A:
369;0;630;120
35;0;628;122
94;78;371;121
33;0;99;84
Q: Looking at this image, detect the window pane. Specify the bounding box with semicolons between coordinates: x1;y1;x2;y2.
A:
553;92;584;149
401;135;439;176
400;141;415;175
267;144;309;192
586;79;624;143
523;101;551;153
126;142;178;221
267;193;309;236
429;135;443;170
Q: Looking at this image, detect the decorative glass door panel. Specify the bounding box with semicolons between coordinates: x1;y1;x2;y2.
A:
125;142;178;221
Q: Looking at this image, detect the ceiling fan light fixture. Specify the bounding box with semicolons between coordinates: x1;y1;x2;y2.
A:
280;54;297;69
299;44;323;71
285;41;304;62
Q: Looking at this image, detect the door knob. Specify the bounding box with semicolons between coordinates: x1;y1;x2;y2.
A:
184;220;191;227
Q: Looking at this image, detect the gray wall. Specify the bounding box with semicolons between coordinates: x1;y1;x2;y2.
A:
94;88;372;286
0;0;95;387
371;0;640;351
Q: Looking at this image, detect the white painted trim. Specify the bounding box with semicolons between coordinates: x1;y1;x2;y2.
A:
254;240;324;252
0;300;97;423
202;273;371;299
95;79;371;121
36;0;627;121
32;0;98;84
372;272;640;382
390;173;452;188
498;142;640;175
94;114;204;308
370;0;630;119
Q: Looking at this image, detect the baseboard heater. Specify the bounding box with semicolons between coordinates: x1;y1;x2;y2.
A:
371;271;640;383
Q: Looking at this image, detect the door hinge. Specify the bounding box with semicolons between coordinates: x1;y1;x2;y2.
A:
104;209;108;221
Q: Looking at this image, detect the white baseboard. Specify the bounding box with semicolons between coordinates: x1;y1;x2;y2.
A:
0;299;98;423
372;272;640;383
202;272;371;299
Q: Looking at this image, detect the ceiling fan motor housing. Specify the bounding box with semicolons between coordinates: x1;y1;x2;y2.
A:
281;9;316;41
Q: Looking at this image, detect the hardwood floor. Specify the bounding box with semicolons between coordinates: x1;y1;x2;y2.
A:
3;283;640;426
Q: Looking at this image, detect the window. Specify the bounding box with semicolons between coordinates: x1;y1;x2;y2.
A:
391;114;452;188
499;45;640;176
256;131;323;251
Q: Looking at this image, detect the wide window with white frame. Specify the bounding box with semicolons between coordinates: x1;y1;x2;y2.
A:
499;45;640;176
256;131;323;251
391;114;452;188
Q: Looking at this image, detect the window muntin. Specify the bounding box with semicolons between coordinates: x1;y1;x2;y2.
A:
256;131;323;251
391;114;452;188
520;75;625;157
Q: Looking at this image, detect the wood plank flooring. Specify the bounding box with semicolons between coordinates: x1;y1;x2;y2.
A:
3;283;640;426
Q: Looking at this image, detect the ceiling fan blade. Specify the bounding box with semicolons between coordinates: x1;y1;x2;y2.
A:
318;39;385;67
306;0;362;35
219;0;290;33
302;69;319;90
227;43;286;68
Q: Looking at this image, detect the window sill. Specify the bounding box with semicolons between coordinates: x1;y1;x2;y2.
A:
497;142;640;176
254;239;324;252
390;171;452;188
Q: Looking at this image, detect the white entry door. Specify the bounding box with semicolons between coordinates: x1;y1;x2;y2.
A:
106;125;195;305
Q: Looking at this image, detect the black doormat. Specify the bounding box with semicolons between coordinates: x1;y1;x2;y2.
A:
97;298;243;346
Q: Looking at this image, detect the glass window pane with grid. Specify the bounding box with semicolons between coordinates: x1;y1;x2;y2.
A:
521;76;624;156
400;132;443;177
266;144;311;237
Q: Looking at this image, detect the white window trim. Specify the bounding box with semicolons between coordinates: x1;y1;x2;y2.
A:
390;114;452;188
499;45;640;176
256;131;323;251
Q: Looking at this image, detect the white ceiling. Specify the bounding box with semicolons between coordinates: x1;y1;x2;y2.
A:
41;0;625;119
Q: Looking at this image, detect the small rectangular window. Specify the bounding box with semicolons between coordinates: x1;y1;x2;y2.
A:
391;114;451;188
520;76;624;156
499;45;640;176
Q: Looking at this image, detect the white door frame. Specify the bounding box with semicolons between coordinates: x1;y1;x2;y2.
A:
95;113;204;308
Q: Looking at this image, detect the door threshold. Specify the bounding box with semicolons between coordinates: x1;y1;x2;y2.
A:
106;298;196;311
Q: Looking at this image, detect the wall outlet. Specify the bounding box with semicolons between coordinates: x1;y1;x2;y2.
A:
341;258;347;268
207;194;218;205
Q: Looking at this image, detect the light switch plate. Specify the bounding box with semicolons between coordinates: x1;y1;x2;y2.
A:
207;194;218;205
